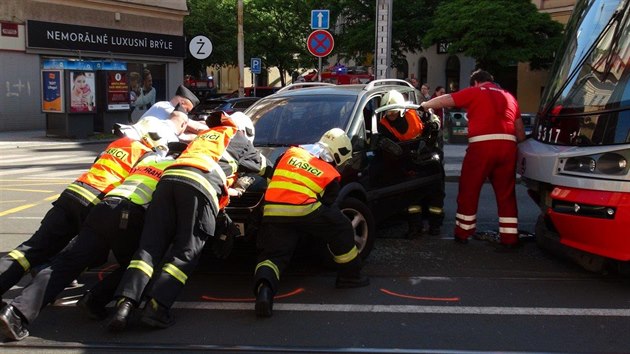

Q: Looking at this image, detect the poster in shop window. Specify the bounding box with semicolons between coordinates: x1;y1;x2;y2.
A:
69;71;96;113
41;70;64;113
107;71;130;111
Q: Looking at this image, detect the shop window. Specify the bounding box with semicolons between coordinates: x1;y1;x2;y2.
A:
128;63;167;122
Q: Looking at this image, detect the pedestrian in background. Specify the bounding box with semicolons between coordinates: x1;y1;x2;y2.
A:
420;69;526;249
420;83;431;102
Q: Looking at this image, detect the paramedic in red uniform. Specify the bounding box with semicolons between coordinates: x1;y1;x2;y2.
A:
420;69;526;248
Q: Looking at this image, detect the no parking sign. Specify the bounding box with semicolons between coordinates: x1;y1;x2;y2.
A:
307;30;334;58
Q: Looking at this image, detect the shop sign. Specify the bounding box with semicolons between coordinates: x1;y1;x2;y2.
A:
1;22;18;37
27;20;185;58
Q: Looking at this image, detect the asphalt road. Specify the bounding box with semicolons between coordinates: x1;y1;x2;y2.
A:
1;141;629;353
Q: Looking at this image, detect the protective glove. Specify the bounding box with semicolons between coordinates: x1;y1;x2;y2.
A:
233;176;256;196
429;113;441;131
212;212;240;259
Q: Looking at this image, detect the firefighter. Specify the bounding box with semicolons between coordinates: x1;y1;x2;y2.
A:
254;128;369;318
378;90;445;238
420;69;526;248
107;112;269;331
0;134;160;301
0;138;180;342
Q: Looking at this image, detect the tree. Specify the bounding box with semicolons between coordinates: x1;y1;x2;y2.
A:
327;0;439;69
184;0;240;76
423;0;564;72
245;0;316;86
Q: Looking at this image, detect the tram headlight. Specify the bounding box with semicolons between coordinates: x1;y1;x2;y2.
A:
562;150;630;176
597;153;627;174
564;156;596;173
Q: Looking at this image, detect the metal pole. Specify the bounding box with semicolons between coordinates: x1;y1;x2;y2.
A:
237;0;244;97
318;57;322;82
253;74;257;97
375;0;392;79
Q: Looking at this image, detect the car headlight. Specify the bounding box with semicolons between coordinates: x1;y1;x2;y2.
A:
561;150;629;176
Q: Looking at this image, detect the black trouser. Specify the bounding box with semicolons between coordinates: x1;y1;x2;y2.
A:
11;198;145;323
421;167;446;228
115;181;216;308
253;204;359;295
0;193;92;296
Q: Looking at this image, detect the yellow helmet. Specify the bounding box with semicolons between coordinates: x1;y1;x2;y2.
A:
318;128;352;166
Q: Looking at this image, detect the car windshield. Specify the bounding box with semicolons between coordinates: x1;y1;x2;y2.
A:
249;94;356;146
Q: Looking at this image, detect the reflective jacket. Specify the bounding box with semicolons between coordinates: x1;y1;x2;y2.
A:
162;125;238;211
263;146;340;217
379;109;424;141
106;156;175;206
66;137;151;206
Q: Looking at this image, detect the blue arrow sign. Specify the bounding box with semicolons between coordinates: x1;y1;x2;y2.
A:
251;57;261;74
311;10;329;29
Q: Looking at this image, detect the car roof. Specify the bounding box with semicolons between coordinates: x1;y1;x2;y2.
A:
265;80;416;99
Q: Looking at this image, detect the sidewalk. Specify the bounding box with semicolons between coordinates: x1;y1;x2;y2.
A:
0;129;467;179
0;129;113;150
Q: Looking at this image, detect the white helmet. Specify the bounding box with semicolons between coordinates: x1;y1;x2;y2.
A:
229;112;255;143
381;90;405;117
318;128;352;166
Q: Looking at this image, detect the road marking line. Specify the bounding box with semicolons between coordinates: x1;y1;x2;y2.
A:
45;300;630;317
0;194;59;217
0;187;55;193
0;154;79;164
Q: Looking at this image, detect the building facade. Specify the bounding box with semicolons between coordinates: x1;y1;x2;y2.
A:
0;0;188;134
402;0;575;113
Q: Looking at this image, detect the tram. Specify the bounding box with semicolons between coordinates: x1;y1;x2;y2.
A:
518;0;630;272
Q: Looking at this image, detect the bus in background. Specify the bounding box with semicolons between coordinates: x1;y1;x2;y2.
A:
518;0;630;273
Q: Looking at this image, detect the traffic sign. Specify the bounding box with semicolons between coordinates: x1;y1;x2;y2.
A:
311;10;330;29
188;35;212;60
307;30;334;58
251;58;262;74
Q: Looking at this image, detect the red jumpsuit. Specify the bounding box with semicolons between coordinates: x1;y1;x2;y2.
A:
450;82;521;245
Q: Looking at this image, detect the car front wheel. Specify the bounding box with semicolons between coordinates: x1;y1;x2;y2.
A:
340;197;375;259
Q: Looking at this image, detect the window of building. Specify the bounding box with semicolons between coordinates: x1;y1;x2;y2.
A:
445;56;460;93
419;58;428;86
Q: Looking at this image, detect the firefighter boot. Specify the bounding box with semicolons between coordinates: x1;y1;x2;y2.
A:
336;257;370;289
76;291;108;321
107;297;135;332
255;281;274;318
0;304;29;341
140;298;174;329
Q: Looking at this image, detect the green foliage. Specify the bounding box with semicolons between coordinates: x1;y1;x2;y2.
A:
184;0;238;75
424;0;564;71
183;0;564;81
329;0;438;67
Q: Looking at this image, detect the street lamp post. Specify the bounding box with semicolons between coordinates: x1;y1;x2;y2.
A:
238;0;244;97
